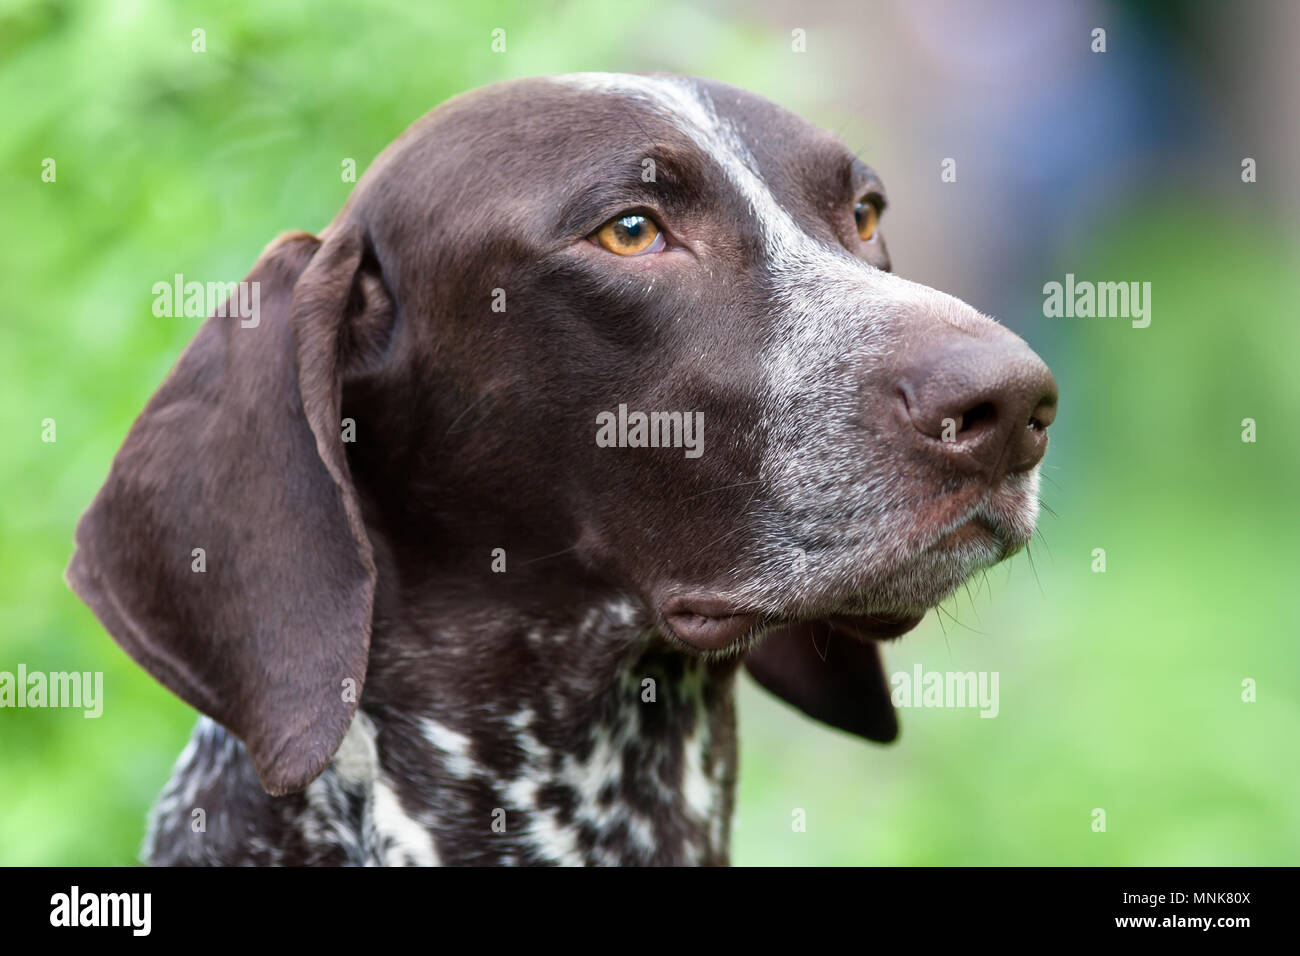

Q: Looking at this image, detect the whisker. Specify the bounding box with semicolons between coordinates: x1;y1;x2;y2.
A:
515;544;581;567
680;478;764;501
1032;523;1054;561
443;391;494;436
684;522;751;563
963;580;981;623
938;600;988;637
1024;542;1044;595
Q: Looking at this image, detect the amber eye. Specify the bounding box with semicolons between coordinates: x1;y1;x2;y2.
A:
594;214;662;255
854;199;879;242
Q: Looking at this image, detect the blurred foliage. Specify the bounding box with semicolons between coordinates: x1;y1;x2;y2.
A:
1;0;1296;865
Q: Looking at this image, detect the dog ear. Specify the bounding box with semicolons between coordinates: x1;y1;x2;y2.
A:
744;624;898;743
67;223;394;796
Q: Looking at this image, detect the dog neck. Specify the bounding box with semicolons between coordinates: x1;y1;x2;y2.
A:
360;596;743;865
146;600;741;865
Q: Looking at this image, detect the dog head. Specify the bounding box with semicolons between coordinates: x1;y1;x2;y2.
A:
69;74;1056;794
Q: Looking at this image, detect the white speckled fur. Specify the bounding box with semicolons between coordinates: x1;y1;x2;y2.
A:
139;73;1041;868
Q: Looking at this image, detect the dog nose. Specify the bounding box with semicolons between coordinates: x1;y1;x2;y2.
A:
897;335;1057;477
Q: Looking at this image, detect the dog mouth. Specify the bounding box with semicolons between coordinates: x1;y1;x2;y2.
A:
660;597;925;652
658;502;1028;652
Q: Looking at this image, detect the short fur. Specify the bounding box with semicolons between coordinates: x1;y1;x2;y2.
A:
69;73;1056;866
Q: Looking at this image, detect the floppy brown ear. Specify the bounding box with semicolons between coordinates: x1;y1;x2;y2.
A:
744;624;898;743
67;223;393;796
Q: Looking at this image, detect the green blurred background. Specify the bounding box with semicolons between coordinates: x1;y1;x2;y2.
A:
2;0;1297;865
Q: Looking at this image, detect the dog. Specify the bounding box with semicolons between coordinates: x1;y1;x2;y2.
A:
68;73;1057;865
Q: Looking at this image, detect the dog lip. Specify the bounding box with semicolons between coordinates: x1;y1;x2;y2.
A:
660;593;923;649
660;595;762;650
921;490;1033;556
930;514;998;548
823;611;925;641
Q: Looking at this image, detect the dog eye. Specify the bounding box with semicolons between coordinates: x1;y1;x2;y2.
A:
593;214;663;256
854;198;879;243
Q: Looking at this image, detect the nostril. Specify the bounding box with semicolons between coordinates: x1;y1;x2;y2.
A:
895;337;1057;478
1028;395;1057;432
957;401;996;436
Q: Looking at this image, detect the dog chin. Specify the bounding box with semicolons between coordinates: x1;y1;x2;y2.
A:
858;542;1003;618
657;551;992;655
656;501;1035;654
